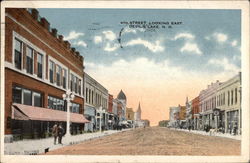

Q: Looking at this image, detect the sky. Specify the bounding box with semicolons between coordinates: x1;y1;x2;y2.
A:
38;8;241;126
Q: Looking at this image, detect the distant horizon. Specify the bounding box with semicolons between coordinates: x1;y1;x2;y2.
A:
38;8;241;126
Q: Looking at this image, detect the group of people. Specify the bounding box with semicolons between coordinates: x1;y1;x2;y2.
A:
52;123;65;145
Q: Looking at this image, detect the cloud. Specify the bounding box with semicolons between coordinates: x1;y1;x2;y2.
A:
75;40;87;47
64;31;84;40
208;57;240;74
94;36;102;44
104;42;119;52
213;32;228;43
180;42;202;55
173;32;195;40
125;38;164;53
231;40;238;47
102;30;116;41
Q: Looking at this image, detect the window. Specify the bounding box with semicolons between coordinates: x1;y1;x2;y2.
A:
12;86;43;107
86;88;88;103
89;89;91;104
49;61;55;83
92;90;94;104
70;74;74;91
62;69;67;89
56;65;62;86
48;96;65;111
23;89;32;105
14;39;22;69
12;86;22;103
26;47;33;74
33;92;42;107
78;79;81;95
228;91;230;106
231;90;233;105
37;53;43;78
235;88;237;104
74;76;77;93
71;103;80;113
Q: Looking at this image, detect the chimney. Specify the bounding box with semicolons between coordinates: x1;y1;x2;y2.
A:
58;35;64;42
71;47;76;53
40;17;50;30
51;28;57;37
31;9;39;20
64;41;71;49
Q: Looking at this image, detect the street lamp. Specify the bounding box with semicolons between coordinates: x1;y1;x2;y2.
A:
98;106;105;132
62;90;75;142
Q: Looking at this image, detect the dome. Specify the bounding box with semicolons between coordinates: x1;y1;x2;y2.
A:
117;90;126;100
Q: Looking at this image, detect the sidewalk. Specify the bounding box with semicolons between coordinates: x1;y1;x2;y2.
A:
4;129;130;155
170;128;241;140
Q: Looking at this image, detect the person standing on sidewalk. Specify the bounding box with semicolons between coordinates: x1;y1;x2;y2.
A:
58;123;65;144
52;122;58;145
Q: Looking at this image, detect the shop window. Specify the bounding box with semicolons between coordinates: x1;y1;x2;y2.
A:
14;38;22;70
49;61;55;83
26;47;34;74
48;95;65;111
23;89;32;105
37;53;43;78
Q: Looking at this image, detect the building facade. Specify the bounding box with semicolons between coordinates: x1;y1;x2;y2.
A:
191;96;200;130
84;73;108;131
116;90;127;122
216;72;241;134
199;80;222;130
126;107;134;121
5;8;88;142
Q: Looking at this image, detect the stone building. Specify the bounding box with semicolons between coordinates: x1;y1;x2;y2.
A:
126;107;134;121
84;73;108;131
199;80;222;130
116;90;127;121
5;8;88;142
216;72;241;134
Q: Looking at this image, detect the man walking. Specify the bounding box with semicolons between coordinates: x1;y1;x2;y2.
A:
52;122;58;145
58;123;65;144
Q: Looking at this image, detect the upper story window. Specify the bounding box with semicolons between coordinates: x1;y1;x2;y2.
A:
26;47;34;74
70;103;80;113
56;65;62;86
14;38;22;70
74;76;77;94
78;79;81;95
62;69;67;89
48;95;65;111
235;88;237;104
49;60;55;83
37;53;43;78
70;74;74;92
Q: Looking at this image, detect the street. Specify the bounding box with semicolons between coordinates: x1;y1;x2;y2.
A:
44;127;240;155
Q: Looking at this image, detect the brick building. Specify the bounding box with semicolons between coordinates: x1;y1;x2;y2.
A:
191;96;200;130
4;8;88;142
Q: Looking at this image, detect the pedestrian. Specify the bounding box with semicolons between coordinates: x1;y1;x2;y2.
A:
52;122;58;145
58;123;65;144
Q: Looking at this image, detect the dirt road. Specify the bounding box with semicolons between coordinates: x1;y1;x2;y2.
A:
45;127;240;155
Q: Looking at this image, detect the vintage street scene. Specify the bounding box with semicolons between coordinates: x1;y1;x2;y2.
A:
2;5;243;158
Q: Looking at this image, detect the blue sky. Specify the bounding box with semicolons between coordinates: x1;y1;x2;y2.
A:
37;8;241;124
38;9;241;73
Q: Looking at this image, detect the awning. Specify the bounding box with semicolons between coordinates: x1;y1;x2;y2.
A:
12;103;89;123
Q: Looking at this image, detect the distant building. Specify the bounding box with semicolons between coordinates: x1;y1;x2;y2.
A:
199;80;222;130
216;72;241;134
116;90;127;121
84;73;108;131
141;119;150;127
191;96;200;130
126;107;134;121
135;102;142;121
158;120;170;127
185;97;192;129
169;106;180;127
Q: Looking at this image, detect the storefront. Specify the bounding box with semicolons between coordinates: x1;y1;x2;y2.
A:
84;106;96;132
11;103;89;141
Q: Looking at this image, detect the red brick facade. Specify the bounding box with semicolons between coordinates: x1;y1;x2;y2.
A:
108;94;113;113
4;9;85;136
192;96;200;118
